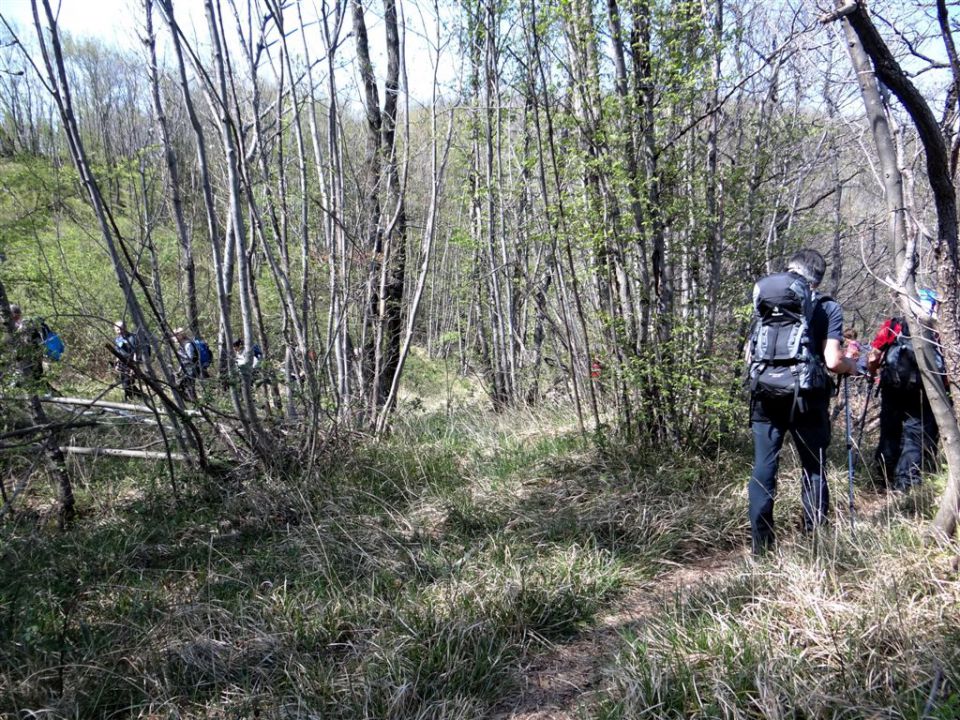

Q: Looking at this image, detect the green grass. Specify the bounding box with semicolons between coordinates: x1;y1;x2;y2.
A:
3;405;960;718
593;502;960;719
0;408;631;717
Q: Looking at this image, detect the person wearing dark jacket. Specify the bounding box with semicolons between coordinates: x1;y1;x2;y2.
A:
866;302;942;492
171;327;200;401
113;320;145;401
747;249;859;554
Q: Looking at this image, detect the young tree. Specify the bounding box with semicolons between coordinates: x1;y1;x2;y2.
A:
824;0;960;538
18;0;206;470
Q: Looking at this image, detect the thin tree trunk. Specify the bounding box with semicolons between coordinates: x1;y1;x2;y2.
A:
829;1;960;538
702;0;724;354
633;0;670;338
375;0;409;415
156;0;231;366
144;0;198;337
202;0;270;457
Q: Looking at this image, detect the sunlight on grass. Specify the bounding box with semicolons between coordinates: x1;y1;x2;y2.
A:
595;515;960;719
3;404;959;717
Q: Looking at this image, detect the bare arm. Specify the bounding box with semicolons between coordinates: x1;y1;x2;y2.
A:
823;338;858;375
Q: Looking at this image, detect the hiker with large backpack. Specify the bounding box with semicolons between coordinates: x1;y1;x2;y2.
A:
745;249;859;555
865;294;943;492
172;327;212;401
8;304;63;390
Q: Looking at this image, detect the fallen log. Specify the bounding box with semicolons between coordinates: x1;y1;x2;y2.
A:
59;446;188;462
8;395;152;413
6;395;202;417
45;406;174;429
39;396;201;416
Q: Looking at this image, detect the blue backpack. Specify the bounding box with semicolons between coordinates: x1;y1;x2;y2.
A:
40;322;65;361
114;333;137;359
192;338;213;369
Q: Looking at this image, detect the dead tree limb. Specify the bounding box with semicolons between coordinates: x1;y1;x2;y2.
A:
34;395;201;417
59;447;188;462
819;3;857;24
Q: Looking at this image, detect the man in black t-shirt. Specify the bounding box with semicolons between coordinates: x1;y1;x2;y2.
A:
748;249;859;554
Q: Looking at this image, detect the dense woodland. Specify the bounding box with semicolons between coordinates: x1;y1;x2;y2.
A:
3;0;960;717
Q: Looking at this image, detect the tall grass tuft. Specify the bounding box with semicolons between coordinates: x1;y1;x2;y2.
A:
595;513;960;719
7;401;958;718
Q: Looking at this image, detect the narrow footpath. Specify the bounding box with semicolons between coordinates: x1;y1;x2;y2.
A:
494;550;744;719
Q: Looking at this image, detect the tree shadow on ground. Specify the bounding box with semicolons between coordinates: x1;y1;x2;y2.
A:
1;429;756;718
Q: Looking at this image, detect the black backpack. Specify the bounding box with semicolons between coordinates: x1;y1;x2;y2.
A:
879;320;942;392
747;271;830;408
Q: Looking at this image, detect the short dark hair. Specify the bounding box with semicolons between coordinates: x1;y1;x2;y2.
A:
786;248;826;286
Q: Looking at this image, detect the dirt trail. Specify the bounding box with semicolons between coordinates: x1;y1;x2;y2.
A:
491;486;913;719
492;550;745;719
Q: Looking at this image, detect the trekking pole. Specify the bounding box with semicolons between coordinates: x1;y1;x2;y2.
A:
843;375;856;531
853;375;875;469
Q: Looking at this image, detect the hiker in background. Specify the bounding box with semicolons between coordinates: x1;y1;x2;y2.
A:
865;296;943;492
10;303;24;332
233;336;263;370
233;336;267;392
919;287;939;320
843;327;860;353
745;249;859;555
171;327;210;401
295;348;318;387
590;357;603;380
8;304;42;386
11;304;64;362
8;304;63;390
113;320;145;401
842;327;871;384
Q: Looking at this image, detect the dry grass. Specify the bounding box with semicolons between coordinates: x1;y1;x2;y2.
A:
3;406;959;718
594;501;960;719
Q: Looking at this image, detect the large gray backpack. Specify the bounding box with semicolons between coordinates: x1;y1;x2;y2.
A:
747;271;830;413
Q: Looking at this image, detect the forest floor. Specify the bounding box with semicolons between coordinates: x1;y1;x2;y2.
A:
496;550;743;719
494;487;908;719
2;393;959;719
